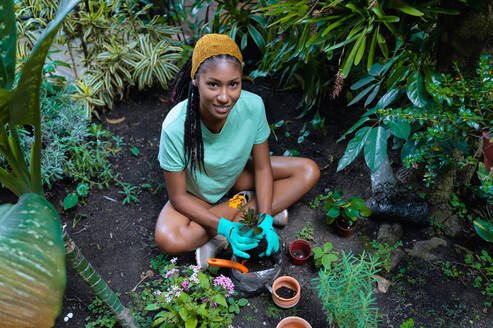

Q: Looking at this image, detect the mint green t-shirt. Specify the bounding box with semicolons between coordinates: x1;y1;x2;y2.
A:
158;90;270;203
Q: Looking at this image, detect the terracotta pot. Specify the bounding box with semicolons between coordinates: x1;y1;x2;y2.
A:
483;130;493;171
276;316;312;328
288;239;312;265
271;276;301;309
334;218;357;238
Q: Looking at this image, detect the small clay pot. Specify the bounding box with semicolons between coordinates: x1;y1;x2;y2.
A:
334;218;357;238
276;316;312;328
288;239;312;265
271;276;301;309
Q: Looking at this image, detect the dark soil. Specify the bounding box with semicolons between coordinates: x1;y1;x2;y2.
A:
275;286;297;300
292;249;307;259
2;78;492;328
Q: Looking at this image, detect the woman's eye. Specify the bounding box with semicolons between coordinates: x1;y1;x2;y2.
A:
207;82;217;87
230;82;239;87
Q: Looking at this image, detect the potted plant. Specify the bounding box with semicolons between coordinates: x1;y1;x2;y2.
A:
226;194;282;296
313;190;371;237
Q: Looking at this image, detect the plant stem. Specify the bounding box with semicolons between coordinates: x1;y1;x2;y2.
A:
63;229;140;328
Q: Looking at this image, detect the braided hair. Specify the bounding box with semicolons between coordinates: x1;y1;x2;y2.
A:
169;54;241;175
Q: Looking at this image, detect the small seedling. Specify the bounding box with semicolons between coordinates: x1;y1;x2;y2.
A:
118;182;141;205
283;149;300;156
72;213;87;228
296;222;314;241
63;182;90;210
313;242;339;271
131;147;139;156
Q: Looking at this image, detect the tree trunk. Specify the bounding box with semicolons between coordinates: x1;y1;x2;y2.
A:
63;229;140;328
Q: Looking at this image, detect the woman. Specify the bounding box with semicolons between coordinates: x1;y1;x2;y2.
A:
156;34;320;269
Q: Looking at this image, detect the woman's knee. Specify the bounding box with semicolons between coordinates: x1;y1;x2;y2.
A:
155;225;183;255
299;158;320;186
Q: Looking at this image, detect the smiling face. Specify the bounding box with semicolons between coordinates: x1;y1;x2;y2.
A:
194;56;242;133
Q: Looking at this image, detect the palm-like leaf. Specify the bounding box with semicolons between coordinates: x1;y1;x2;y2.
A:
0;193;66;328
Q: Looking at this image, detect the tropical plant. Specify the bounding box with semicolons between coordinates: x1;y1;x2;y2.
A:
338;54;493;183
0;1;138;327
310;190;371;227
312;251;381;328
130;34;181;90
256;0;458;112
208;0;269;52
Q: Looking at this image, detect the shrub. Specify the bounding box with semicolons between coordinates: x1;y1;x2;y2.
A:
312;251;381;328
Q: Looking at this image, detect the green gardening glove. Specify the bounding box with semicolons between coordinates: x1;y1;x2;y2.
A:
217;218;259;259
258;214;279;257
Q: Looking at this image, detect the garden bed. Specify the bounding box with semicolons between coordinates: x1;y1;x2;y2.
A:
2;80;490;327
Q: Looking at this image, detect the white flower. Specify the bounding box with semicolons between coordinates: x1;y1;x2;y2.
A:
170;257;177;264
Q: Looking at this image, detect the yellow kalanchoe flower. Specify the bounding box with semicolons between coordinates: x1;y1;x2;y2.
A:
228;194;246;209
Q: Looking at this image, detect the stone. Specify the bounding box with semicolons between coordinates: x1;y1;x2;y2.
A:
377;223;404;245
429;203;454;225
405;237;447;261
389;248;406;271
442;215;462;238
375;275;391;293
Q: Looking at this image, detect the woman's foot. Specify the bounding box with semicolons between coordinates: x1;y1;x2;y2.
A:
195;235;228;270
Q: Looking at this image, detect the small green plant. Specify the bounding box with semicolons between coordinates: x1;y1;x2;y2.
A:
312;251;381;328
368;240;403;273
63;182;90;211
85;295;119;328
437;261;459;279
464;250;493;297
282;149;300;157
400;318;424;328
229;194;264;235
311;190;371;227
142;260;248;327
118;182;141;205
262;294;298;319
296;222;314;241
312;242;339;271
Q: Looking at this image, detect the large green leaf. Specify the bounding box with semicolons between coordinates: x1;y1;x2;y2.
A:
384;117;411;139
406;70;427;108
0;193;66;328
364;126;387;172
375;88;399;108
0;0;16;89
337;117;370;142
247;25;265;51
337;126;372;172
8;0;81;126
473;220;493;242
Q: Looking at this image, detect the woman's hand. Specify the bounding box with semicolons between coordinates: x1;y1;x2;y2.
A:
217;218;259;258
257;214;279;257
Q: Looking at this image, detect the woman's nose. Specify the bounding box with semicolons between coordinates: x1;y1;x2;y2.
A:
217;88;228;102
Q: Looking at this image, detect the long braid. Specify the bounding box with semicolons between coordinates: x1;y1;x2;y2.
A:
171;54;206;174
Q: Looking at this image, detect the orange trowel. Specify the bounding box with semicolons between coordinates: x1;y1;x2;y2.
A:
207;258;249;273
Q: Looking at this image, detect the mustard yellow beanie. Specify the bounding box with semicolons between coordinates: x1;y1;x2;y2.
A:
191;34;243;79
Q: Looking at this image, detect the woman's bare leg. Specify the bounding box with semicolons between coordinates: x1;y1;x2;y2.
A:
155;194;244;254
155;156;319;254
232;156;320;214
